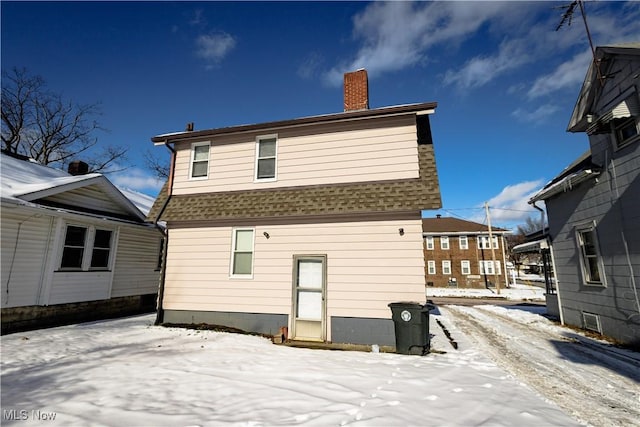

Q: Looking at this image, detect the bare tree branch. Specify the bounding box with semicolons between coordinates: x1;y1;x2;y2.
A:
1;67;127;172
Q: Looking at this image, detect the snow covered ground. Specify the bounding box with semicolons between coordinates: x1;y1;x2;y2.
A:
427;282;546;301
2;289;638;426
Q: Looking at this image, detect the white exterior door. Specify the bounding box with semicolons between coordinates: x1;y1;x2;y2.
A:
292;255;326;341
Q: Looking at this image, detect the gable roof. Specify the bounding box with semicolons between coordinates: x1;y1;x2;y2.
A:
568;43;640;133
422;217;509;234
1;152;154;221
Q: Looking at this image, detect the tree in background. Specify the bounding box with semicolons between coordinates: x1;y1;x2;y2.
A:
507;215;546;277
1;67;127;173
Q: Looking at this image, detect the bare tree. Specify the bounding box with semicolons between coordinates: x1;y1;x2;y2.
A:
517;215;545;236
144;148;170;180
1;67;127;172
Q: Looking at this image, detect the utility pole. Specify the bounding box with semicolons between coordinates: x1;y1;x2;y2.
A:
485;202;500;295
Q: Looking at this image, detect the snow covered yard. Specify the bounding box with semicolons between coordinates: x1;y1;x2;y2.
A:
1;305;638;426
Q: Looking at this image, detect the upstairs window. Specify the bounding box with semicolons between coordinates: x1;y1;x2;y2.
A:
441;236;450;250
459;236;468;250
478;235;499;250
190;142;210;179
425;236;434;250
255;135;277;181
613;117;639;150
576;223;604;285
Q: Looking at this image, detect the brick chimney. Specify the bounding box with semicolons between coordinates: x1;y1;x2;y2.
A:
343;69;369;112
68;160;89;176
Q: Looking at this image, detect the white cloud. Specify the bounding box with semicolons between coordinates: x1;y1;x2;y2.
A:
108;168;164;197
527;50;592;99
472;180;545;227
511;103;560;124
323;1;525;86
195;32;236;65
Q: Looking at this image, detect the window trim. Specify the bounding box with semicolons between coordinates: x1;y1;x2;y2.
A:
459;235;468;250
461;260;471;275
440;236;450;250
254;134;278;182
427;260;436;275
479;260;501;275
442;260;451;275
230;228;255;279
58;224;114;272
425;236;434;250
575;222;606;286
189;141;210;180
613;117;639;150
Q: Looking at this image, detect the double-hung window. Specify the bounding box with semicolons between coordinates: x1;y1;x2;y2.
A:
231;228;255;277
255;135;277;181
478;235;498;249
441;236;450;250
60;225;113;271
190;142;210;179
459;236;468;250
479;261;501;275
576;223;604;285
427;260;436;275
613;117;639;150
442;260;451;275
425;236;434;250
461;260;471;275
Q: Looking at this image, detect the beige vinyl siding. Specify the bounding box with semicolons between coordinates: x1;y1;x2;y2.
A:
1;208;54;308
171;115;419;195
40;184;131;216
110;226;162;298
162;219;426;324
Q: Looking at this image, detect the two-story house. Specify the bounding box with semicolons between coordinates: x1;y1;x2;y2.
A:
529;44;639;347
149;70;442;346
422;216;509;289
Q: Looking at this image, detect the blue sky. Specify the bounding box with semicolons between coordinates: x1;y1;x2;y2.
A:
2;1;639;229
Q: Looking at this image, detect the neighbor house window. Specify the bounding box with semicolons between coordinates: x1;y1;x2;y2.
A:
576;223;604;285
459;236;468;250
255;135;277;180
441;236;450;250
427;260;436;275
425;236;434;250
90;229;113;269
231;228;254;277
190;142;210;179
60;225;114;271
442;260;451;275
613;117;639;149
461;260;471;275
478;235;499;249
479;261;501;275
60;225;87;269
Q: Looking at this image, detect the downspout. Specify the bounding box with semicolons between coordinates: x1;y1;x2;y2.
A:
530;201;565;325
153;140;176;326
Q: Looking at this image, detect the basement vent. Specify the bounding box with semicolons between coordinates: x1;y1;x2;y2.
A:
582;312;602;334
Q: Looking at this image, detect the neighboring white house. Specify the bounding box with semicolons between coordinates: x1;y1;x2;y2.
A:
1;151;163;333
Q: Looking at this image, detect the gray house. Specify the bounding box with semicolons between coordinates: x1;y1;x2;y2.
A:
529;44;639;347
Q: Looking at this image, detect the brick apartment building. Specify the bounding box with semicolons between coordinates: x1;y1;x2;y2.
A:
422;216;510;289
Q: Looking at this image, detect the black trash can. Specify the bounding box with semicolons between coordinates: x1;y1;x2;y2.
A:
388;302;431;355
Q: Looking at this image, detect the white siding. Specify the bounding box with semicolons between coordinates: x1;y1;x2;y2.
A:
1;208;54;308
48;271;112;304
41;184;130;216
171;115;419;195
163;219;426;332
111;226;163;297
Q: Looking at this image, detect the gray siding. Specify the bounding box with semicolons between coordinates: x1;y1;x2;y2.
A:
546;56;640;346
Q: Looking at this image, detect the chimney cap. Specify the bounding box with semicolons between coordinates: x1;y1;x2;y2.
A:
68;160;90;176
436;214;441;219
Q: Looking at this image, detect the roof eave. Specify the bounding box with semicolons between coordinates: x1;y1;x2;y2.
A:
151;102;437;144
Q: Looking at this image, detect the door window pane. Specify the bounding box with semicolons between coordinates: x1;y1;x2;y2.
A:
298;260;323;289
297;291;322;320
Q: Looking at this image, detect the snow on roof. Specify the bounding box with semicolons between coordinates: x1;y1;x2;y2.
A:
1;153;153;216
